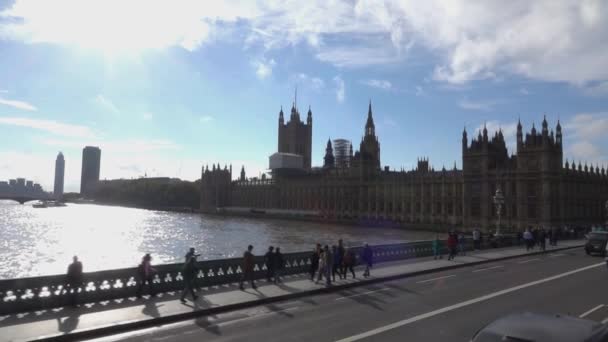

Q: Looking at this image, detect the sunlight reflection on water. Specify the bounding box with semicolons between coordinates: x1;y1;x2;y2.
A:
0;201;435;278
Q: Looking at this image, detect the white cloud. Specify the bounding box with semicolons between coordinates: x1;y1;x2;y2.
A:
567;141;602;161
519;88;530;95
333;76;345;103
0;0;258;53
2;1;608;86
0;117;95;138
415;86;425;96
291;73;325;91
458;98;500;111
94;94;119;114
252;58;276;80
199;115;214;123
0;96;37;111
360;79;392;90
42;138;180;154
142;112;153;120
565;112;608;140
563;113;608;165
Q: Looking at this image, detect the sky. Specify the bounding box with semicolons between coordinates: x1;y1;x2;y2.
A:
0;0;608;192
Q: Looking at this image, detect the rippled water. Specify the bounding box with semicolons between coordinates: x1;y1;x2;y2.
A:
0;201;435;279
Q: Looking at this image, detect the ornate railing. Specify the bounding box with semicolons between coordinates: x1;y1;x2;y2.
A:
0;234;567;315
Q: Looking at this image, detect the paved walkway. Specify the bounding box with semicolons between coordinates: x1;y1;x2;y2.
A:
0;240;584;342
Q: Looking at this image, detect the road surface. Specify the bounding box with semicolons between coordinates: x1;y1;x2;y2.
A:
90;247;608;342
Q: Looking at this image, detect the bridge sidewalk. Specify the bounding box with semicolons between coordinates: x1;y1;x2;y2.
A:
0;240;584;342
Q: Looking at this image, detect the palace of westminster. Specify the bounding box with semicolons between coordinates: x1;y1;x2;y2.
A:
201;100;608;231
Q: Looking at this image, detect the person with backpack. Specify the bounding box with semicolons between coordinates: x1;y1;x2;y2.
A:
180;256;199;303
136;253;157;298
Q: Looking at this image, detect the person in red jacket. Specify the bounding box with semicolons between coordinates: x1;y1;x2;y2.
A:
447;232;458;261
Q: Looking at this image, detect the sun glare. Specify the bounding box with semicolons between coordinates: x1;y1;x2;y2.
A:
5;0;210;56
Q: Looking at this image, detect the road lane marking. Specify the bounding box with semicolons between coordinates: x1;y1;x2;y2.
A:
579;304;605;318
548;253;566;257
416;275;456;284
213;307;300;327
517;258;540;264
335;288;390;300
335;262;605;342
472;265;503;273
602;317;608;324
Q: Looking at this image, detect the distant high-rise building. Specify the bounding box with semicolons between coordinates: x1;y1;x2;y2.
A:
80;146;101;196
54;152;65;199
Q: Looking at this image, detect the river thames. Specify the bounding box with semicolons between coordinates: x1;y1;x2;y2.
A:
0;201;436;279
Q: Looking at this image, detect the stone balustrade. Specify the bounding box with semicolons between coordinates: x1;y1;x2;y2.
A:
0;235;537;315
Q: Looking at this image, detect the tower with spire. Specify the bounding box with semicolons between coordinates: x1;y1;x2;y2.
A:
277;89;313;168
353;100;381;177
323;139;335;169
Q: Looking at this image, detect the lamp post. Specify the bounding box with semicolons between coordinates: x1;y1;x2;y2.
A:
493;186;505;236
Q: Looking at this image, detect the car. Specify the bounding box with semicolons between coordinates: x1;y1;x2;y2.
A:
585;231;608;256
471;312;608;342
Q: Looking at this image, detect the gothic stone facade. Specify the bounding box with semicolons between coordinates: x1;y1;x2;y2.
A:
201;102;608;231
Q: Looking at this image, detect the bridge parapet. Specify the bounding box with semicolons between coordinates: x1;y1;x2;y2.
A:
0;236;528;315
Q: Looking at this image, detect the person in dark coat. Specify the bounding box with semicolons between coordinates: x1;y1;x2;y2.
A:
538;229;546;251
310;244;321;281
239;245;256;290
337;239;346;278
343;248;356;278
362;244;373;277
66;256;83;306
264;246;276;282
274;247;284;284
136;253;157;298
331;245;343;281
180;257;199;303
447;233;458;261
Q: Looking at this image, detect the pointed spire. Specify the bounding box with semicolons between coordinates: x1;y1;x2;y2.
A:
365;100;375;136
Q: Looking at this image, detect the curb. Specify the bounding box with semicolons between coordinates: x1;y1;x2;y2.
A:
32;244;584;342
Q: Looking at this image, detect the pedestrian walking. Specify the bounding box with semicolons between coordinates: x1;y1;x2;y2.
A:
136;253;157;298
523;228;534;251
432;234;443;260
65;256;83;306
310;244;320;281
324;245;333;287
538;229;546;251
185;247;200;263
343;248;356;278
337;239;346;278
447;233;458;261
264;246;276;282
274;247;284;284
316;248;326;284
473;228;481;250
458;232;466;256
239;245;257;290
331;245;342;281
362;244;373;277
180;256;199;303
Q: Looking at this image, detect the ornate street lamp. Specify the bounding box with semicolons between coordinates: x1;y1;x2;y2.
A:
493;186;505;236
